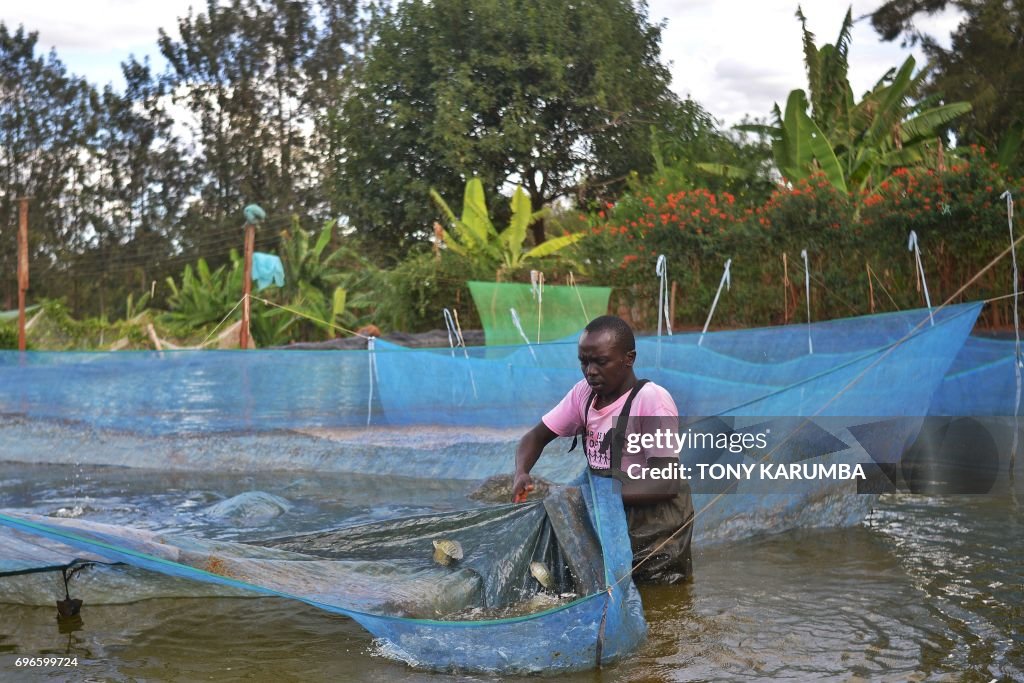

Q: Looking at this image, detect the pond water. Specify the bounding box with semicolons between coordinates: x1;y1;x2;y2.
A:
0;461;1021;681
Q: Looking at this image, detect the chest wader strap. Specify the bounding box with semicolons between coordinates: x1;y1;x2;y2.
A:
568;389;598;453
570;380;651;478
609;379;649;474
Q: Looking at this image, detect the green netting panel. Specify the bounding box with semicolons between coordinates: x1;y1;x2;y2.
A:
468;281;611;346
0;305;39;322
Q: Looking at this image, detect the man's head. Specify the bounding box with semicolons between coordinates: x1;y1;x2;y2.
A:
578;316;637;399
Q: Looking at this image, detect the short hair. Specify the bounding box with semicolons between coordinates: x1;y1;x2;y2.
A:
584;315;635;352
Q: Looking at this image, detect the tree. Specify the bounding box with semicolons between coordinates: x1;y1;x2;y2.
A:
0;24;97;310
334;0;677;249
752;8;970;202
157;0;364;239
646;101;776;207
66;58;196;315
870;0;1024;172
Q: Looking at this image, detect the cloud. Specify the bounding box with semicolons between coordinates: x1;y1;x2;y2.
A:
649;0;964;125
12;0;964;123
10;0;194;52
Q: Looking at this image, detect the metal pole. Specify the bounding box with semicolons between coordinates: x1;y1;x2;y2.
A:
17;198;29;352
240;222;255;350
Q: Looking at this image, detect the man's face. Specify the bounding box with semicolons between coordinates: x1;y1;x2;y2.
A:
578;329;636;398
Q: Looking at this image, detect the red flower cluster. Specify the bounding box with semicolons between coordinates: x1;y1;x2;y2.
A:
597;188;742;243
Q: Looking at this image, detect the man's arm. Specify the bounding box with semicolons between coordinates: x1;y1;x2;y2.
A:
512;421;559;501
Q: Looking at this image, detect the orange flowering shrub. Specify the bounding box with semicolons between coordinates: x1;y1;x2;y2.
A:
573;149;1024;329
858;146;1024;321
576;188;754;325
753;174;854;251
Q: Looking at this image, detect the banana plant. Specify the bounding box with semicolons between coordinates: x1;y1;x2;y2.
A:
273;218;379;340
163;252;245;330
774;89;847;193
739;10;971;202
431;178;586;274
276;217;348;297
124;291;152;320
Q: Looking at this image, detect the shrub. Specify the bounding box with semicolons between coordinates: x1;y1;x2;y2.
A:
0;324;18;349
860;147;1024;325
378;249;493;332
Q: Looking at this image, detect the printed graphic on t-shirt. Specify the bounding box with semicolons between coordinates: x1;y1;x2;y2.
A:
586;427;617;469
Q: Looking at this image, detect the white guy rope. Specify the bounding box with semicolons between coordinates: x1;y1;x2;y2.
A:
444;308;477;397
531;270;545;343
801;249;814;355
1003;190;1021;474
510;307;539;363
656;254;672;337
366;336;377;427
443;308;459;358
568;272;589;323
699;259;732;347
908;230;934;326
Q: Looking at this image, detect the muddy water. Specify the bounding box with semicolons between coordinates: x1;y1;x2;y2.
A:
0;464;1021;682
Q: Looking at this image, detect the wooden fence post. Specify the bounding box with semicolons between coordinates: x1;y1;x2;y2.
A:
240;222;255;350
17;198;29;351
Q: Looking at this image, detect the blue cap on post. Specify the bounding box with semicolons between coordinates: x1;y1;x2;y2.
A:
244;204;266;225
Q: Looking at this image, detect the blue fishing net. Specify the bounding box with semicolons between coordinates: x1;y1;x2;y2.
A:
374;303;982;423
929;336;1022;416
0;303;980;432
0;301;989;673
0;473;643;673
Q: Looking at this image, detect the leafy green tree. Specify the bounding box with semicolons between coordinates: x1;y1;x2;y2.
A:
0;25;199;319
871;0;1024;173
0;24;97;310
644;102;776;207
157;0;364;239
66;58;196;316
334;0;677;248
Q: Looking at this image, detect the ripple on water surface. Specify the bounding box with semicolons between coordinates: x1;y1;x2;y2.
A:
0;464;1021;681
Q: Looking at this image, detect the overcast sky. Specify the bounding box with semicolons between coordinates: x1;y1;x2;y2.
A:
6;0;963;126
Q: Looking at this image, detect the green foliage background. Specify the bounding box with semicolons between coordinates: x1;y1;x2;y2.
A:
3;1;1024;349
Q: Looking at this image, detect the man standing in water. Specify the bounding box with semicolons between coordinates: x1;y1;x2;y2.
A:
511;315;694;583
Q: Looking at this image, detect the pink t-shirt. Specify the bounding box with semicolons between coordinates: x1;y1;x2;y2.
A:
542;379;679;472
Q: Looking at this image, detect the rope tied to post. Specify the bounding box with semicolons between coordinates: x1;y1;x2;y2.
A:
655;255;672;337
801;249;813;354
1002;190;1021;474
907;230;934;326
699;258;731;347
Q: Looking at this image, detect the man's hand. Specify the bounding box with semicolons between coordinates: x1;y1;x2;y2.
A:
511;472;535;503
512;422;558;503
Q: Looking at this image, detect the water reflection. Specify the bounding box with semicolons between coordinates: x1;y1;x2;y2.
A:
1;464;1021;680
